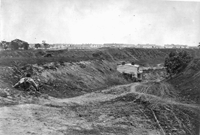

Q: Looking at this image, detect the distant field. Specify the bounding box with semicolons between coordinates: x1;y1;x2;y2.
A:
0;47;199;66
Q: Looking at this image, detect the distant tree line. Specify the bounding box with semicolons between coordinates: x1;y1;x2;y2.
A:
0;39;29;50
0;39;50;50
35;42;50;49
0;41;9;50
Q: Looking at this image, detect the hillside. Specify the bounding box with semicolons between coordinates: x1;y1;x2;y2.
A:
1;48;199;66
168;58;200;135
0;48;199;135
0;60;132;99
0;48;174;99
169;58;200;103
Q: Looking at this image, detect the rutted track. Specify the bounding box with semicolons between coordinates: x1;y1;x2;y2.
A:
49;83;200;110
50;83;137;105
0;82;199;135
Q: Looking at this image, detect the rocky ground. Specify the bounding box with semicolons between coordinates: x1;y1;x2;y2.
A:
0;82;199;135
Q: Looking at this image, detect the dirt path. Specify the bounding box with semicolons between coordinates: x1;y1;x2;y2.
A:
49;82;199;110
51;83;138;105
0;103;93;135
130;85;200;110
0;82;199;135
0;83;139;135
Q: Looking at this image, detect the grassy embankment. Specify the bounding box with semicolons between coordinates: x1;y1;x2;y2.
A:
0;48;175;66
0;48;199;98
0;48;171;98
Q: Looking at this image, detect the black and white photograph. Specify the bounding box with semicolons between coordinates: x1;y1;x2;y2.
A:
0;0;200;134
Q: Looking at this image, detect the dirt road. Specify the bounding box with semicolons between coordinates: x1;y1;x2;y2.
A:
51;82;199;110
51;83;138;105
0;83;140;135
130;85;200;110
0;82;198;135
0;83;150;135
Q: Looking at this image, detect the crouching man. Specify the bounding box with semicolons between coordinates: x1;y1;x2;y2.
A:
13;73;39;92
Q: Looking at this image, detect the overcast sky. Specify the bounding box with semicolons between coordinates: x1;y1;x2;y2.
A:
1;0;200;45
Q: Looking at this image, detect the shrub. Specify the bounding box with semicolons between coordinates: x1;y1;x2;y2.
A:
10;41;19;50
122;62;126;65
23;42;29;50
35;44;41;49
164;51;192;77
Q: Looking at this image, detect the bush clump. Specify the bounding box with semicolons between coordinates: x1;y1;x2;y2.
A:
164;51;193;77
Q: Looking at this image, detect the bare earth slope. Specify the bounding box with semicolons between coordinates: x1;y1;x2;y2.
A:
0;83;199;135
0;83;157;135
